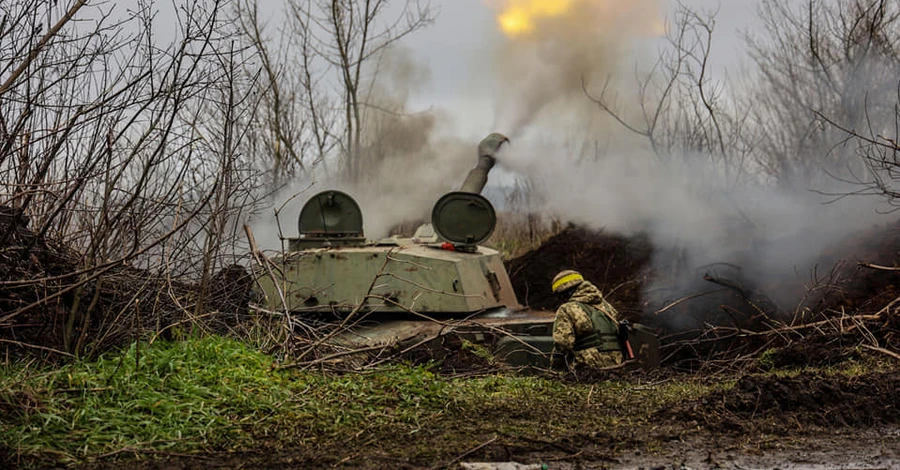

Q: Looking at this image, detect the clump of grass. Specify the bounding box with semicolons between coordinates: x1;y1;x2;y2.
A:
0;336;292;463
1;337;573;464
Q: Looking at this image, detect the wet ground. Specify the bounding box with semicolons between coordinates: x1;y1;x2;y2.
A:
613;428;900;470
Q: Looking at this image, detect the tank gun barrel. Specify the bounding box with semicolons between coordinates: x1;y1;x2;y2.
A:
459;133;509;194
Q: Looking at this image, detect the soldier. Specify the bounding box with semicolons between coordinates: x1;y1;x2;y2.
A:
550;270;623;371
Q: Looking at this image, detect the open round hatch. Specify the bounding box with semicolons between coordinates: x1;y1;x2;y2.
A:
431;191;496;245
298;190;363;237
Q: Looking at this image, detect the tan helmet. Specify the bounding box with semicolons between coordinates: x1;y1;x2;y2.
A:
552;270;584;294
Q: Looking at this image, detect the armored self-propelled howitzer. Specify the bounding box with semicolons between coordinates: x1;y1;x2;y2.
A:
254;133;658;369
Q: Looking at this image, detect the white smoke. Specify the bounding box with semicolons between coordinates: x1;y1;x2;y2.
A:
495;136;891;309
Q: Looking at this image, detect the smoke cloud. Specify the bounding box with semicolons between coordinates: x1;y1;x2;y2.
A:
488;0;662;136
483;0;895;315
495;135;893;315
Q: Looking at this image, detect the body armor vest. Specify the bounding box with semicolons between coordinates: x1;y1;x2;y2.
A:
571;301;621;352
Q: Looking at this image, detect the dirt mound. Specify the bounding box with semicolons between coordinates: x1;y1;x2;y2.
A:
810;224;900;314
0;208;81;312
505;227;653;317
665;370;900;432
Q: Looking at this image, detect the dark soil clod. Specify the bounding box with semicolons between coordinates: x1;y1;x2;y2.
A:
664;370;900;432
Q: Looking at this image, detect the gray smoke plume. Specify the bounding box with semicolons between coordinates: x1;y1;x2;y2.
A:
482;0;899;317
495;133;891;315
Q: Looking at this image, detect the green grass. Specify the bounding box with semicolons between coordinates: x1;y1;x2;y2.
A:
0;336;720;467
0;337;293;463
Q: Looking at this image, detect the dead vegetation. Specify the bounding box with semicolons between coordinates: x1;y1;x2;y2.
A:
0;212;256;359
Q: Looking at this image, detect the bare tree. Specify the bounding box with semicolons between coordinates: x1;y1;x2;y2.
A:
238;0;434;183
746;0;900;189
237;1;333;183
584;4;754;187
819;83;900;206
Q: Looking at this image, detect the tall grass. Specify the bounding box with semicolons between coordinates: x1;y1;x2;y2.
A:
0;336;292;462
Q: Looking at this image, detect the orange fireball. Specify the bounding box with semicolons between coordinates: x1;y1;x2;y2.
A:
497;0;574;36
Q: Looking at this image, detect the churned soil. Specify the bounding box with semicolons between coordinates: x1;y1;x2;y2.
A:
664;370;900;433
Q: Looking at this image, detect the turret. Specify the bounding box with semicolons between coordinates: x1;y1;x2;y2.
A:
256;132;521;315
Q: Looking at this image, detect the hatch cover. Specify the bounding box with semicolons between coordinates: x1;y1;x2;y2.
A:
298;190;363;237
431;191;496;245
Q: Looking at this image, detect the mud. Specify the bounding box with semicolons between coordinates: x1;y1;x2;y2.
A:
665;370;900;433
72;426;900;469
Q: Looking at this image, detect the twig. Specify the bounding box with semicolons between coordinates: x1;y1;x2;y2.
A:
861;344;900;361
703;274;746;296
0;339;74;357
148;311;221;345
704;274;783;327
858;262;900;272
275;344;390;370
428;435;498;470
0;0;88;95
654;288;727;315
244;224;290;314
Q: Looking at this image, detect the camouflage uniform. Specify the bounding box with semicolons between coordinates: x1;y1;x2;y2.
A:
552;280;623;371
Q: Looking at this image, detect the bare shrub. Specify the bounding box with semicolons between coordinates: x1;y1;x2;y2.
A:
236;0;435;184
748;0;900;189
0;0;267;358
